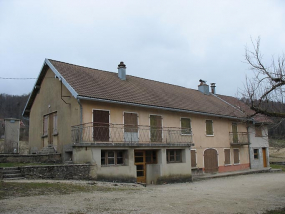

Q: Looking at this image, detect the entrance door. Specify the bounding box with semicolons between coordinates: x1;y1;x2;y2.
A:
262;148;267;167
134;151;146;183
93;110;109;142
204;149;218;173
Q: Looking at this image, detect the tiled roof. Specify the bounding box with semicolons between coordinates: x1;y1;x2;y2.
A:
48;59;246;119
217;94;272;123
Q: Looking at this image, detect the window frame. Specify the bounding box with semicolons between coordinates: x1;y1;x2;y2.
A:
180;117;192;135
166;149;182;163
101;150;126;166
205;119;214;136
254;148;259;159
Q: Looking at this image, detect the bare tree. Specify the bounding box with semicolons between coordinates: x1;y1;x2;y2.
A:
244;37;285;118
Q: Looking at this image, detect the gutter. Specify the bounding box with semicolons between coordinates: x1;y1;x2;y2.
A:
77;95;250;121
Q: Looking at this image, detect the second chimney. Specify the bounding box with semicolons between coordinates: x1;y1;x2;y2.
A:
118;61;126;80
210;83;216;94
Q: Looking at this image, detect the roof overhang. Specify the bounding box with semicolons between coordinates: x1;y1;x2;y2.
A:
22;59;78;117
77;95;250;121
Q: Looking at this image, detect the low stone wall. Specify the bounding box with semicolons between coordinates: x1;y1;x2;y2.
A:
20;164;93;180
0;154;62;164
0;140;30;154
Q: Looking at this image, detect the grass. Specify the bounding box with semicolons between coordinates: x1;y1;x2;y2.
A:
0;181;136;200
270;164;285;171
0;163;58;168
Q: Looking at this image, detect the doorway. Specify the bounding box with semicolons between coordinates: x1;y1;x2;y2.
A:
204;149;218;173
262;148;267;167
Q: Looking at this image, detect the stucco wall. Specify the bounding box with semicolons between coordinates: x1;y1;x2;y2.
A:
80;100;249;171
29;68;80;155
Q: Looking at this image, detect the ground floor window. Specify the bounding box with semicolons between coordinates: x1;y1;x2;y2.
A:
234;149;239;164
167;149;182;163
254;149;259;159
224;149;231;165
101;150;125;166
146;150;157;164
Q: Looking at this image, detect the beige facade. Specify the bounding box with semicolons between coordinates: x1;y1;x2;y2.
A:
29;68;80;154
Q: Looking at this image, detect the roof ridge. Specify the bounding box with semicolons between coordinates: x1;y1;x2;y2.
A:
48;59;199;92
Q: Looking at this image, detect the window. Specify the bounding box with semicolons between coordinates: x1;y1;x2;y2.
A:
101;150;125;166
234;149;239;164
255;125;263;137
206;120;213;135
146;150;157;164
191;150;197;168
254;149;259;159
224;149;231;165
167;149;182;163
181;118;191;135
124;112;138;133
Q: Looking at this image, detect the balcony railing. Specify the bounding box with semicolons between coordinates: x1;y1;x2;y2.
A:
229;132;249;145
71;122;193;144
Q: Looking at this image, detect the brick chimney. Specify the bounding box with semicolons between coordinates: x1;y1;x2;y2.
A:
210;83;216;94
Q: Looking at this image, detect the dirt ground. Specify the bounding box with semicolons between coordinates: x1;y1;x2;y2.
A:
269;147;285;162
1;173;285;214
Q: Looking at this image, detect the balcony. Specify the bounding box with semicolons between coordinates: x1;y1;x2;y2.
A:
71;122;193;145
229;132;249;145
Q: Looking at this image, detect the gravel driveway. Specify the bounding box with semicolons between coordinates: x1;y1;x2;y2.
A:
1;172;285;214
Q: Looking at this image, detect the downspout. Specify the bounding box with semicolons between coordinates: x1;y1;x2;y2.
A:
247;124;252;169
77;98;83;143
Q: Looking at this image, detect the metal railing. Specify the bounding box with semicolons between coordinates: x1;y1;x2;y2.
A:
229;132;249;145
71;122;193;144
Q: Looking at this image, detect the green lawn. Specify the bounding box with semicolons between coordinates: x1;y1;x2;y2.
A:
270;164;285;172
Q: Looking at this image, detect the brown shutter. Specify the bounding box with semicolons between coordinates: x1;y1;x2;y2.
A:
234;149;239;164
224;149;230;165
150;115;162;142
93;110;109;141
124;113;138;132
48;114;53;144
191;150;196;167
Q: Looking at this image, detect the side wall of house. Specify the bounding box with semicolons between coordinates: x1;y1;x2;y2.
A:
249;125;270;169
29;68;80;156
80;100;249;172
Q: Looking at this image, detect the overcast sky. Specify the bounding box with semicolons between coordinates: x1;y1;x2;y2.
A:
1;0;285;97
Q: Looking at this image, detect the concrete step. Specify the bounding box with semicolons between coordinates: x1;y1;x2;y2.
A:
3;173;22;179
3;177;25;180
2;170;20;174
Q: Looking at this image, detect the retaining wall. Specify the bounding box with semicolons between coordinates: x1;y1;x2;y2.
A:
0;154;62;163
20;164;93;180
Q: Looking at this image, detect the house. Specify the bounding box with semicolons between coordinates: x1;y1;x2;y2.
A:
216;95;271;169
23;59;270;184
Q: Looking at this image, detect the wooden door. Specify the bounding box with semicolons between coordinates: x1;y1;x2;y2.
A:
204;149;218;173
93;110;109;142
134;150;146;183
262;148;267;167
48;114;53;144
150;115;162;142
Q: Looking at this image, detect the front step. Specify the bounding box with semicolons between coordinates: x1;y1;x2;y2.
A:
1;167;24;180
